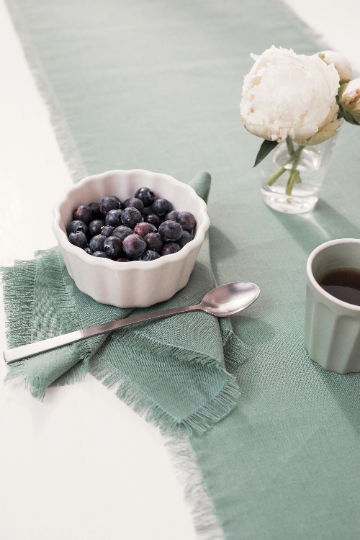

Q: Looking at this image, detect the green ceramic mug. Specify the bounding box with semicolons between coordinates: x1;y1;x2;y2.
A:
305;238;360;374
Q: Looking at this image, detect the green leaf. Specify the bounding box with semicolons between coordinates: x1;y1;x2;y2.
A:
253;140;278;168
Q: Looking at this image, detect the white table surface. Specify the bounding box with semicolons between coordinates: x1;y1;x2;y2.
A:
1;1;359;538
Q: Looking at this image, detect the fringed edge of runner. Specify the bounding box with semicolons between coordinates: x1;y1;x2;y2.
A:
0;259;38;350
90;354;239;436
165;428;226;540
4;0;88;182
2;249;92;399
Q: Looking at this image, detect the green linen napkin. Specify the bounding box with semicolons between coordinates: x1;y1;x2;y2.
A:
2;172;245;434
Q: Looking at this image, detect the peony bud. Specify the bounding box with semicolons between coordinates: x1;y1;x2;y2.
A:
338;78;360;125
318;51;353;83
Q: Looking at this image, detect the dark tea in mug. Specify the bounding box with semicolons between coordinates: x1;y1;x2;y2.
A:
317;266;360;306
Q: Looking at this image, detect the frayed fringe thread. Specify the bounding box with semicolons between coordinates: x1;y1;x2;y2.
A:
1;260;38;349
5;0;88;182
90;355;240;436
166;429;225;540
2;249;94;399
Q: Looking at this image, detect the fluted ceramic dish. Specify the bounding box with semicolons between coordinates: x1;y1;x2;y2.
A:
53;169;210;307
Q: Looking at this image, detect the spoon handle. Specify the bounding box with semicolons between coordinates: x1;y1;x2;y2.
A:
3;304;202;364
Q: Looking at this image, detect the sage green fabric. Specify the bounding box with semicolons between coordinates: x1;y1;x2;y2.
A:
4;0;360;538
3;172;243;434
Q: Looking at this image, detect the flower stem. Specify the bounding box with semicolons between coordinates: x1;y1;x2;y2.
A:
285;146;304;195
266;144;303;188
286;137;294;156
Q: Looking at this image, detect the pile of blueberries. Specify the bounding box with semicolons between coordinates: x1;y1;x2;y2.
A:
66;186;197;262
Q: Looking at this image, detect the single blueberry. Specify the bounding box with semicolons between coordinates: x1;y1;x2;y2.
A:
141;250;160;261
88;219;104;237
69;231;88;248
111;195;121;205
101;226;115;237
66;220;89;237
177;230;193;248
134;187;155;207
73;204;94;224
105;209;123;227
177;211;196;232
122;198;131;209
165;210;179;222
158;220;182;242
83;247;93;255
104;236;124;259
93;251;109;258
145;214;162;228
121;207;142;229
89;202;102;219
133;222;157;238
112;225;133;242
100;196;121;215
161;242;181;256
144;232;163;252
122;234;147;259
89;234;106;252
123;198;144;212
151;198;172;217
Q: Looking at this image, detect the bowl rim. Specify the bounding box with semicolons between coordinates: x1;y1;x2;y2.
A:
53;169;210;270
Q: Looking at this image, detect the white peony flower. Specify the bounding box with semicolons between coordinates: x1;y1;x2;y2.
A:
240;46;340;145
318;51;353;83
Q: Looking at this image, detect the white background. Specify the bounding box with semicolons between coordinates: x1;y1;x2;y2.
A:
1;1;359;538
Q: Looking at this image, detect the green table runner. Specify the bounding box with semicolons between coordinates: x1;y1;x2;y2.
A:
4;0;360;538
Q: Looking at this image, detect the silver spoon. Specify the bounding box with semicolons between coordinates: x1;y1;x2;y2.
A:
3;282;260;364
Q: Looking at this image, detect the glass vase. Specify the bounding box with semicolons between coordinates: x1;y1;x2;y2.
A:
260;131;340;214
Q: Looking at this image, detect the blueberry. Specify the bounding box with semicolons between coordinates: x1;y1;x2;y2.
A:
123;198;144;212
122;198;131;209
100;196;121;215
112;225;133;242
152;198;172;217
83;247;93;255
165;210;179;222
88;219;104;237
177;211;196;232
133;222;157;238
144;232;163;252
141;250;160;261
121;207;142;229
122;234;147;259
158;220;182;242
177;230;193;248
161;242;181;256
145;214;162;228
101;226;115;237
134;187;155;207
104;236;124;259
69;231;88;248
93;251;109;258
105;209;123;227
116;258;130;262
89;202;102;219
89;234;106;252
66;220;89;237
73;204;93;224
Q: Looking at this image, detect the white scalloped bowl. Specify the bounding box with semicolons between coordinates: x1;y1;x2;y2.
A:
53;169;210;307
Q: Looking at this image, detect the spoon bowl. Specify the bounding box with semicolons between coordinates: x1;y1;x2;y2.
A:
200;282;260;317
